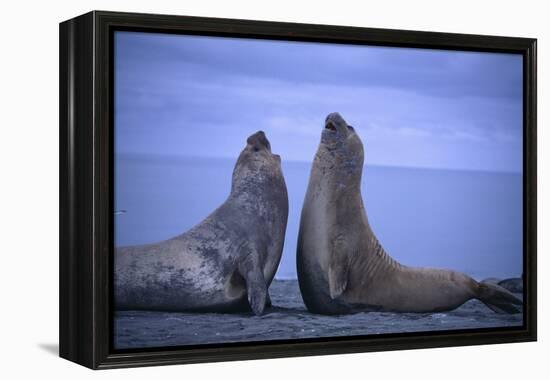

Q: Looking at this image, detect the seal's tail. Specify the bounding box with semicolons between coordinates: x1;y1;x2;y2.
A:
477;282;523;314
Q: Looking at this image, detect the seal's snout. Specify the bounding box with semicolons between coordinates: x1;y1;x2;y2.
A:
325;112;349;134
326;112;345;124
247;130;271;151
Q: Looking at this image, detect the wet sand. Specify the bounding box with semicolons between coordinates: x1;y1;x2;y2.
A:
114;279;523;349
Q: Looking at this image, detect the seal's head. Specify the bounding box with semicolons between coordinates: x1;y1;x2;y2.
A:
231;131;283;193
317;112;364;181
322;112;359;148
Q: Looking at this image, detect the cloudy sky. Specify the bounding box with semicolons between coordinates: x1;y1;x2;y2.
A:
114;31;523;172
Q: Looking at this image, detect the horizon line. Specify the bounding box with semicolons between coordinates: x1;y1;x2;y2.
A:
115;151;522;175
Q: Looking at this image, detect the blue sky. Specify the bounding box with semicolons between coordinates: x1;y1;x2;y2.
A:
115;31;523;172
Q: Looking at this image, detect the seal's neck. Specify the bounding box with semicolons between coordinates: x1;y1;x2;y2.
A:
229;168;287;214
313;147;364;192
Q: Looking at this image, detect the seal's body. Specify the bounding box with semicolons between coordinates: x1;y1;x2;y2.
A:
115;131;288;315
297;113;522;315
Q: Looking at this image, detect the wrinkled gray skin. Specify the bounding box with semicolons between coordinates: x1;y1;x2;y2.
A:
115;131;288;316
297;112;523;315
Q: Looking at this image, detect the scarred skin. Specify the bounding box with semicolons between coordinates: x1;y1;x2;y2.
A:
297;112;522;315
115;131;289;315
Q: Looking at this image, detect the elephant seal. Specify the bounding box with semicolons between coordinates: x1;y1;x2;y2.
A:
115;131;288;315
297;112;522;315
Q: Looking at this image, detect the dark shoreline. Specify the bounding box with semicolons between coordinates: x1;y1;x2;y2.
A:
114;279;523;349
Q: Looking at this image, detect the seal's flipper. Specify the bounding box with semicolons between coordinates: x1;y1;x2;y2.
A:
477;282;523;314
328;263;348;300
328;246;349;299
238;257;267;316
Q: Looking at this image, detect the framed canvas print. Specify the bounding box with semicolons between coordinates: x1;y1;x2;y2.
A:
59;11;537;369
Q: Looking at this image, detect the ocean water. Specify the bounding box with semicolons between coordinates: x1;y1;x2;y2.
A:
114;154;523;281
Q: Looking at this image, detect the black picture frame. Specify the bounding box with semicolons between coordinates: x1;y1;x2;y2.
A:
59;10;537;369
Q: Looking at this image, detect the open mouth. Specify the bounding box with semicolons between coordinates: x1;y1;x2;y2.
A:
325;121;337;132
